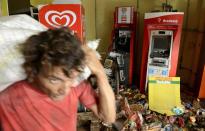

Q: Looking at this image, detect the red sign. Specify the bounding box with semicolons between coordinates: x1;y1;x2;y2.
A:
38;4;85;43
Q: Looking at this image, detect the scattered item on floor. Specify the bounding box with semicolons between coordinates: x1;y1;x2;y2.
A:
172;106;184;115
113;85;205;131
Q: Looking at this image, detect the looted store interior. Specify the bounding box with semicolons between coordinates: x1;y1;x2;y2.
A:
0;0;205;131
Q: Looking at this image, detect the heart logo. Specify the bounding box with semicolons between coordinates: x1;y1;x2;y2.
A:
45;10;77;28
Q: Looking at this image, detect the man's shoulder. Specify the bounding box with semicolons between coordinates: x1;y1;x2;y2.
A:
0;80;28;100
74;81;91;90
79;80;91;87
71;81;90;95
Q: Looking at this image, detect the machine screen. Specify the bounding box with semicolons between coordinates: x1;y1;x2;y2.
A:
153;36;171;51
150;35;172;58
115;29;131;52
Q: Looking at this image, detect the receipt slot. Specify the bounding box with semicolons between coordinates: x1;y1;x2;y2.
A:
140;12;184;92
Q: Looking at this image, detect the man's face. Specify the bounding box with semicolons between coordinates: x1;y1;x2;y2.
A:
36;66;80;101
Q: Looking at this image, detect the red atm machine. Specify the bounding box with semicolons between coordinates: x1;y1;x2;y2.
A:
140;12;184;93
110;6;137;86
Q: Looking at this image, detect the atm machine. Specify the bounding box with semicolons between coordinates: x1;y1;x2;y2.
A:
112;6;137;86
146;30;173;85
104;6;137;89
140;12;184;93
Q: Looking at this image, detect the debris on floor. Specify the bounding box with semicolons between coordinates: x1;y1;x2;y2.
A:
113;88;205;131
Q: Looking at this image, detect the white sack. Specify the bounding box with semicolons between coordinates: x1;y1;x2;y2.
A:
0;14;47;92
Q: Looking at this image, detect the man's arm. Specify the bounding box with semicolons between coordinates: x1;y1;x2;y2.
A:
82;46;116;123
89;71;116;123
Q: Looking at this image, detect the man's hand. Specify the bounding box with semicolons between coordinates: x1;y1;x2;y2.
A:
81;45;104;76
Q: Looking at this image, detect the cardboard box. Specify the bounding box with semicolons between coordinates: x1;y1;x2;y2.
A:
149;77;182;116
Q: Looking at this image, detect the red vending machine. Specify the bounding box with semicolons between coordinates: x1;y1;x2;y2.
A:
38;3;85;43
109;6;137;86
140;12;184;93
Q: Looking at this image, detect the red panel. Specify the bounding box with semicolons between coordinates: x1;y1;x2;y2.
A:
38;4;85;43
198;66;205;98
139;27;150;93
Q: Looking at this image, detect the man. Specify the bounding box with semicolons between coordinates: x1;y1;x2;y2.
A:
0;27;116;131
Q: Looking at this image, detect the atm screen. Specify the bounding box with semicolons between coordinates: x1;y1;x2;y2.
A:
150;35;172;58
153;36;171;51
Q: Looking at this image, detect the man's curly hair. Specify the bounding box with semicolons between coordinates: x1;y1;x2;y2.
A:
21;27;85;80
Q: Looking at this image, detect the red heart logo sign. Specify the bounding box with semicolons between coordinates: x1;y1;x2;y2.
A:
45;10;77;28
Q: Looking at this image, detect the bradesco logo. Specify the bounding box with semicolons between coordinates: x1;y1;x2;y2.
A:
45;10;77;28
162;19;178;23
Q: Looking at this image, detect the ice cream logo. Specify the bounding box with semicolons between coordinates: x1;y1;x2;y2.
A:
45;10;77;28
